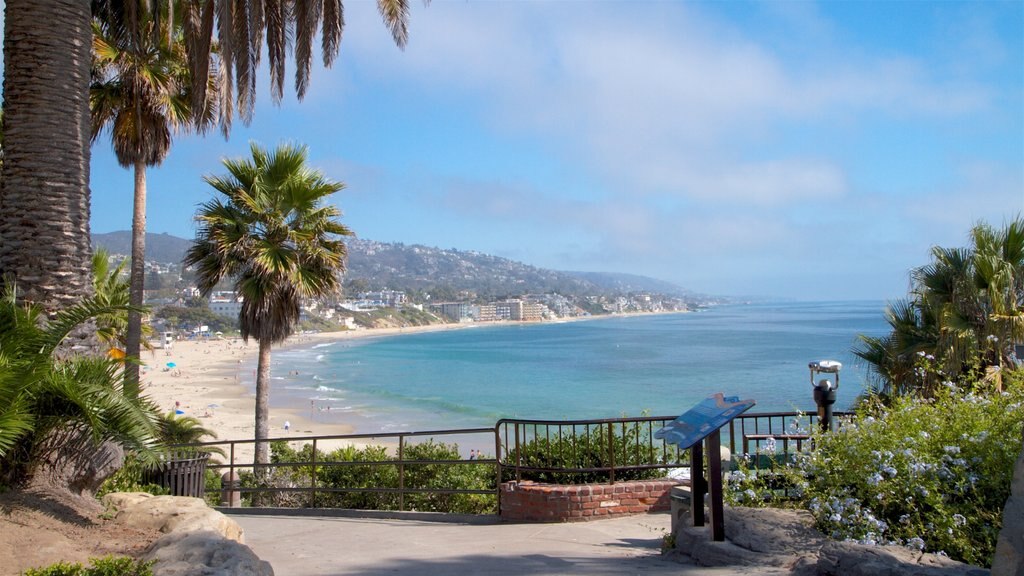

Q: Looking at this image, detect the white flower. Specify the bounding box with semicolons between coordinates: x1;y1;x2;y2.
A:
952;514;966;527
906;537;925;551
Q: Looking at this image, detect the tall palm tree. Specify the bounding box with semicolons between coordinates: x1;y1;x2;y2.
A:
1;0;412;322
0;0;95;324
185;142;352;466
90;2;218;397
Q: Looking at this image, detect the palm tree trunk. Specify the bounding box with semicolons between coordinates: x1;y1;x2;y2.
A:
0;0;94;322
124;160;147;398
254;337;273;468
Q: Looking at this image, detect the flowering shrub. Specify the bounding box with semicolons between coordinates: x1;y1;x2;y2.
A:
728;371;1023;567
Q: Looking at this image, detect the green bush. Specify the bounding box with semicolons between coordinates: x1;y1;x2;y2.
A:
96;453;169;498
503;420;674;484
728;376;1024;567
239;440;497;513
23;556;153;576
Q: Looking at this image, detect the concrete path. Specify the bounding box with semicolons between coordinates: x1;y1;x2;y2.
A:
233;512;787;576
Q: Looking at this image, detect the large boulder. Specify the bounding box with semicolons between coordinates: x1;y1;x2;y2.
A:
674;505;989;575
675;507;822;572
817;541;989;576
992;430;1024;576
104;492;244;542
144;530;273;576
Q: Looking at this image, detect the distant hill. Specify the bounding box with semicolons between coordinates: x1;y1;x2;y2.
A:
92;231;193;264
92;232;697;299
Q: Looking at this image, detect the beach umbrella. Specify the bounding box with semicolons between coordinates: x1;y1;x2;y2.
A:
166;362;177;368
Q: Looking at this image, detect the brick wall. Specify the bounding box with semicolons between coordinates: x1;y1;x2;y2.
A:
499;479;680;522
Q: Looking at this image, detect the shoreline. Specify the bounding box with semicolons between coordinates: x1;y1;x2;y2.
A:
141;310;690;463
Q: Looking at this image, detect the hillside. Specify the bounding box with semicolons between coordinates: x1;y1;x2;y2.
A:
92;232;697;299
92;231;193;264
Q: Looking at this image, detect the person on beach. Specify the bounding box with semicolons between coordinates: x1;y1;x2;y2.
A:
284;420;291;432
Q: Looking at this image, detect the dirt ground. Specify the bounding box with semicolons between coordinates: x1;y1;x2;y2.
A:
0;489;163;576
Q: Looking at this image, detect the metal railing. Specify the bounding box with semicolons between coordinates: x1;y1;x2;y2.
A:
187;426;499;512
177;410;840;513
496;415;690;483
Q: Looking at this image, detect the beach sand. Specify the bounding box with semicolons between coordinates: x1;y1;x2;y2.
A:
139;323;479;464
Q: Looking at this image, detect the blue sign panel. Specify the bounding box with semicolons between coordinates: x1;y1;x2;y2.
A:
654;393;756;449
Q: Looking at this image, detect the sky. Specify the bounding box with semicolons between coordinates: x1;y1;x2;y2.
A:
82;1;1023;301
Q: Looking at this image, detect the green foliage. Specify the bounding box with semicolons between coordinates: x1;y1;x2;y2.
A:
23;555;153;576
856;217;1024;398
240;440;497;514
503;421;673;484
729;373;1024;567
154;304;235;333
95;452;169;498
97;412;221;497
0;284;161;488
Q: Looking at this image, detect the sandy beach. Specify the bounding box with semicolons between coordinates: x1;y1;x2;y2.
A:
139;323;482;464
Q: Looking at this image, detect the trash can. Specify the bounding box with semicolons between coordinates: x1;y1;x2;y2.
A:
144;452;210;497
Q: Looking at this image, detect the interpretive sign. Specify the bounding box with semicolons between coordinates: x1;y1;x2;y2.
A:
655;392;755;542
654;393;755;449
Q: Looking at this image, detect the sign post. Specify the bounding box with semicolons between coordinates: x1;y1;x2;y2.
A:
655;393;755;541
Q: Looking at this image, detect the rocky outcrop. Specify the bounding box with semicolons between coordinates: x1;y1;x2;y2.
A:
144;530;273;576
675;507;822;572
992;430;1024;576
103;493;244;542
817;541;989;576
674;506;988;576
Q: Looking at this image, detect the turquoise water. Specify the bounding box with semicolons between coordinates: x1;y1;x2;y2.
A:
266;301;889;433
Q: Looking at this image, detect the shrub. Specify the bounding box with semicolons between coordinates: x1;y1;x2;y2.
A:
23;556;153;576
729;374;1023;567
95;452;169;498
502;420;674;484
239;440;497;513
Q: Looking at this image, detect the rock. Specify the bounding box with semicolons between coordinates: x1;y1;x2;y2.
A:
816;541;990;576
672;505;988;576
674;507;820;570
992;429;1024;576
145;530;273;576
723;506;827;556
104;492;244;542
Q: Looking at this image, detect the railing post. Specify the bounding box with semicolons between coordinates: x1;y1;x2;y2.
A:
607;421;615;484
398;435;405;512
311;438;318;508
514;422;521;483
494;424;502;516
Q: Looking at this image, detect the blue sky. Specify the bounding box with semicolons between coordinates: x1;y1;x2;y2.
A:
84;1;1023;301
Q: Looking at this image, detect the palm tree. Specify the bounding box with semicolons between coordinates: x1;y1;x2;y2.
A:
0;0;95;322
90;3;218;397
92;247;157;356
180;0;413;135
856;217;1024;397
185;142;352;466
1;1;412;321
0;282;161;490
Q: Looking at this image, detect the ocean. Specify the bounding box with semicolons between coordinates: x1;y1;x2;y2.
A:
264;301;890;434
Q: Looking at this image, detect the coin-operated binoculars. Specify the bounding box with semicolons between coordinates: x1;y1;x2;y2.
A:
809;360;841;432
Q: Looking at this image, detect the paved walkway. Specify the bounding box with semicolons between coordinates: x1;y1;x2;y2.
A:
232;512;786;576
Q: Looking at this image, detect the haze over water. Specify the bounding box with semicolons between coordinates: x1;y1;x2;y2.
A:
268;301;889;434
